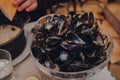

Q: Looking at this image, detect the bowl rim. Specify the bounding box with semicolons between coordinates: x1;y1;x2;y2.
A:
31;13;114;77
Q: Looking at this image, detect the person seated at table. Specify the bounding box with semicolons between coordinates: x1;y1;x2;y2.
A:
14;0;86;22
13;0;47;22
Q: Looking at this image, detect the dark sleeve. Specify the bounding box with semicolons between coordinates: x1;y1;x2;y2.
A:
17;0;47;22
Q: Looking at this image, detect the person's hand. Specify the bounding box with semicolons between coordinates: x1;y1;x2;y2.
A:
13;0;38;12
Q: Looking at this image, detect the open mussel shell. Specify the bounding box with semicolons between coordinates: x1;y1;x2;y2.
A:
58;15;65;33
93;33;106;46
65;32;86;45
80;12;88;22
43;36;62;51
37;52;57;69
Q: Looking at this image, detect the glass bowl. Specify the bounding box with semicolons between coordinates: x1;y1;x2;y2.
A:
31;14;114;80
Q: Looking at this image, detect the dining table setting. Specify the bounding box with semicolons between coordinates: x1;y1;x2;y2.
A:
11;22;115;80
0;15;118;80
0;0;120;80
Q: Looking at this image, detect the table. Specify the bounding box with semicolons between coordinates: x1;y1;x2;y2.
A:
13;22;116;80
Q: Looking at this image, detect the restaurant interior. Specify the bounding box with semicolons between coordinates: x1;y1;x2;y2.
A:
0;0;120;80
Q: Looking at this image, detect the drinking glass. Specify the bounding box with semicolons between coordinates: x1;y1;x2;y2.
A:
0;49;15;80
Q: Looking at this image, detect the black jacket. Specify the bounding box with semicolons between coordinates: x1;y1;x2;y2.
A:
17;0;47;22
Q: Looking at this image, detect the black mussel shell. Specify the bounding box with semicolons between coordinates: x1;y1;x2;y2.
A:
89;12;94;26
80;12;88;22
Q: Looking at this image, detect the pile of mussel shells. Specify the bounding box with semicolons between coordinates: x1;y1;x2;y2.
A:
31;12;110;72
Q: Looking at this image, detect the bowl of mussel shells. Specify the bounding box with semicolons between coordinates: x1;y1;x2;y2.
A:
31;12;114;80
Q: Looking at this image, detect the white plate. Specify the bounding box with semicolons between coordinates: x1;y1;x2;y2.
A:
12;22;35;66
